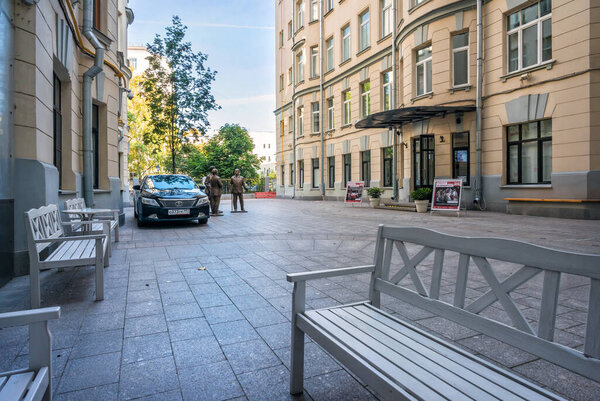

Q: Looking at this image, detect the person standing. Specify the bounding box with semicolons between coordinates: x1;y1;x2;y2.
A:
230;168;248;212
207;168;223;215
204;166;215;214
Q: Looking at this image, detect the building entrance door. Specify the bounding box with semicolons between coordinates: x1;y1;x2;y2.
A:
413;135;435;189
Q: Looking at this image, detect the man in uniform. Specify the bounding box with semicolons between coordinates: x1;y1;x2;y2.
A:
207;168;223;215
230;168;248;212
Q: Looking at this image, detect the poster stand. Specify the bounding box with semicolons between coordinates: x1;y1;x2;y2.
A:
344;181;365;205
430;179;464;217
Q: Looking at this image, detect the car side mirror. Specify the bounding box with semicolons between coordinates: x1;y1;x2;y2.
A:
133;185;140;190
198;185;206;190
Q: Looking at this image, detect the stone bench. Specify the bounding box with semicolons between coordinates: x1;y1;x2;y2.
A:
287;225;600;400
0;307;61;401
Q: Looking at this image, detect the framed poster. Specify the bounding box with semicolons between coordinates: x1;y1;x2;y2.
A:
431;179;462;211
344;181;364;203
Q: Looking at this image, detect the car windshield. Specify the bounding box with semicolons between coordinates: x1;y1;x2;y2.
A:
146;175;197;190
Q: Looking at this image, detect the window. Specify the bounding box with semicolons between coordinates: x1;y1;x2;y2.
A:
382;71;392;111
381;0;392;37
507;120;552;184
326;37;334;71
93;0;102;31
312;158;319;188
382;147;393;187
53;73;62;187
92;104;99;189
289;163;293;185
507;0;552;73
452;132;470;185
327;98;334;130
297;107;304;136
361;81;370;117
298;160;305;188
288;116;293;133
310;0;319;21
263;144;266;149
310;46;319;78
326;0;334;13
280;120;285;136
312;102;320;133
281;165;285;186
296;50;304;82
415;45;432;96
328;156;335;188
343;153;351;187
359;10;370;52
361;150;371;187
279;30;284;48
410;0;425;8
296;1;304;30
288;21;293;38
343;90;351;126
269;144;271;149
288;68;293;85
280;74;284;91
342;25;350;62
452;32;469;87
128;58;137;70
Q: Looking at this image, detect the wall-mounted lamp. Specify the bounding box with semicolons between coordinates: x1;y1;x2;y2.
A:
440;136;445;143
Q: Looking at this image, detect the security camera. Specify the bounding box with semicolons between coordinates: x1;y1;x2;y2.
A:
127;90;134;100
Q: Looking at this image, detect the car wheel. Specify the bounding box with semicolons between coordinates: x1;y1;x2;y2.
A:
198;217;208;225
137;204;146;227
134;203;138;218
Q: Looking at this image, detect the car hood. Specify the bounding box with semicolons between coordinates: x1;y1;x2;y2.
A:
142;189;206;198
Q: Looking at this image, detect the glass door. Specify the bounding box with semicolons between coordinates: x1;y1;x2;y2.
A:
413;135;435;189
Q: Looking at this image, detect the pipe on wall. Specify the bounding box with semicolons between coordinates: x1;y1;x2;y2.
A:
391;0;398;200
82;0;104;206
474;0;484;207
319;0;325;198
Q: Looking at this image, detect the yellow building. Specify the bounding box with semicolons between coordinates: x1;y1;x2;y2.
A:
274;0;599;219
0;0;134;284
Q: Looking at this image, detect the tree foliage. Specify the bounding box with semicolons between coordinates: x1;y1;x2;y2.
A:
140;15;219;173
180;124;263;180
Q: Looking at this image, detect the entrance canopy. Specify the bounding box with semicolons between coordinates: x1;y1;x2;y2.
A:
355;105;476;129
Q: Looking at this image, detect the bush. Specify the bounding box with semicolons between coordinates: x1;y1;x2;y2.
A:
411;187;432;201
366;187;383;198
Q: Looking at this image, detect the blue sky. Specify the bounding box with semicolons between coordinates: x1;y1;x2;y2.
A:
128;0;275;134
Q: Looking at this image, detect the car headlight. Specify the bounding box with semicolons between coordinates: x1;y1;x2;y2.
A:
141;197;160;206
195;197;209;206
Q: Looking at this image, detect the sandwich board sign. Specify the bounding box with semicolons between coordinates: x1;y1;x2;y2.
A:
344;181;364;204
431;179;463;212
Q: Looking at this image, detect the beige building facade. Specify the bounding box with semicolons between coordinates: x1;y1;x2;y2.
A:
0;0;134;285
274;0;599;219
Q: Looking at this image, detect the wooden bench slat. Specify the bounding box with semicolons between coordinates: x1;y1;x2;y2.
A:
0;371;34;400
0;376;7;390
354;304;564;401
22;367;48;401
325;308;501;401
79;239;96;260
305;310;447;401
45;241;77;262
584;279;600;358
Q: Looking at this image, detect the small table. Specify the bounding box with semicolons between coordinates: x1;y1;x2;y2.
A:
63;208;114;234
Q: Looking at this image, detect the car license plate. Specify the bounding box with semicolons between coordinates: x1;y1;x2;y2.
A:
168;209;190;216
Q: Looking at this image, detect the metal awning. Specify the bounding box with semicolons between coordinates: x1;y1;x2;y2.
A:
355;105;476;129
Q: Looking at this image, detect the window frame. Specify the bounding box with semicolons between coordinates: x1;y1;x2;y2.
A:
310;0;319;22
310;46;319;78
328;156;335;188
452;32;469;88
288;68;293;86
415;45;432;96
361;150;371;187
312;102;320;134
359;9;370;52
342;24;351;62
296;0;305;30
298;159;305;188
382;71;392;111
326;0;334;13
361;81;371;118
280;74;285;91
297;107;304;136
342;90;351;126
506;120;552;185
506;0;552;73
452;132;470;186
327;98;335;130
53;73;63;188
326;37;334;71
281;165;285;186
312;158;319;188
343;153;351;188
288;21;293;39
296;49;305;83
92;104;100;189
382;146;393;187
381;0;392;38
289;163;294;185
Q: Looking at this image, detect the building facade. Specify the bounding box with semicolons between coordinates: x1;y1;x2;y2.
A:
0;0;134;286
274;0;599;218
250;131;277;175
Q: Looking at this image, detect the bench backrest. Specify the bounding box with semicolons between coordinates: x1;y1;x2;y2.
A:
369;225;600;383
24;204;64;254
64;198;86;212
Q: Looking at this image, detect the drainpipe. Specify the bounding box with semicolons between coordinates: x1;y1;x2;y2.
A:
319;0;325;199
291;1;296;199
391;0;398;200
82;0;104;206
474;0;484;207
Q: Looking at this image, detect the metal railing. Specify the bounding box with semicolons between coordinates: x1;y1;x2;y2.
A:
196;178;269;194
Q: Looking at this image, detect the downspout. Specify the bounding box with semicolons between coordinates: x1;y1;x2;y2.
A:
291;1;296;199
391;0;398;200
319;0;325;199
82;0;104;206
474;0;484;207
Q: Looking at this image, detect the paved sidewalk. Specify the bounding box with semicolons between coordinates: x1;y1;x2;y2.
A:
0;199;599;400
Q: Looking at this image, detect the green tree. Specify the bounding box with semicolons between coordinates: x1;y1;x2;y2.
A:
181;124;263;180
141;16;219;173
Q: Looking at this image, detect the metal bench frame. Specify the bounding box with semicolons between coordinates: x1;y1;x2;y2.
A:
25;204;109;308
287;225;600;400
0;307;61;401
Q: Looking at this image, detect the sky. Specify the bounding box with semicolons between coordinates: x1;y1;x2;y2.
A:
128;0;276;135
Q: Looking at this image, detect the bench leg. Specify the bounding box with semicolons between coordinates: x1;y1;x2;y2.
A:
290;281;306;395
30;263;41;309
95;238;104;301
29;321;52;401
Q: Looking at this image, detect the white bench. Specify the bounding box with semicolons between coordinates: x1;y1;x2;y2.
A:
287;226;600;400
64;198;120;245
0;307;61;401
25;204;109;308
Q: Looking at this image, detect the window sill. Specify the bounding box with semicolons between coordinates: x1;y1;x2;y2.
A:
408;0;432;15
411;92;434;103
341;124;352;129
293;26;304;39
309;19;319;25
296;135;305;139
93;28;112;47
377;34;392;44
93;189;111;194
310;133;320;137
294;80;305;88
449;85;471;94
325;129;335;134
309;76;320;81
324;68;335;77
501;60;555;82
324;9;333;18
339;58;351;68
500;184;552;189
59;189;77;195
356;46;371;58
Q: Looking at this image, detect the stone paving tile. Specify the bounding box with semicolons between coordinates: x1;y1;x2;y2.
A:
241;305;288;328
172;336;225;368
212;320;260;345
222;339;281;374
162;290;197;305
80;311;124;334
179;361;245;401
124;314;168;337
122;332;172;364
304;370;377;401
164;302;203;321
58;352;121;393
203;304;245;325
70;329;123;359
54;383;119;401
194;290;233;308
119;356;180;400
167;317;213;342
132;390;184;401
237;365;313;401
457;335;538;368
126;299;163;318
274;342;342;379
